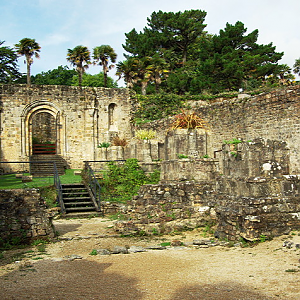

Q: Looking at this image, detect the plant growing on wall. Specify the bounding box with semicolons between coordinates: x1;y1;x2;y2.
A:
135;129;156;140
169;110;209;130
98;142;110;148
112;136;128;147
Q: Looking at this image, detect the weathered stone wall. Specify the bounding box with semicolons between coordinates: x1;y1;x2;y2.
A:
140;86;300;173
0;189;55;246
0;85;133;169
114;140;300;241
200;88;300;173
114;182;217;236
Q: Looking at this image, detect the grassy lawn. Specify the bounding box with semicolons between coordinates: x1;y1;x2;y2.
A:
0;169;82;190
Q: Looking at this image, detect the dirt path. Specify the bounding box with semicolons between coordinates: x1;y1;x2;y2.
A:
0;217;300;299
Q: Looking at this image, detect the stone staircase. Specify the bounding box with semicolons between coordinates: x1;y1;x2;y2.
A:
61;183;99;216
30;155;67;176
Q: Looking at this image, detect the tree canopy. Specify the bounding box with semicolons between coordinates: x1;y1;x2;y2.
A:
120;11;286;94
30;65;77;85
0;41;21;83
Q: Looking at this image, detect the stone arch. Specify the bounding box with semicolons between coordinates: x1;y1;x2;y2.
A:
21;101;63;156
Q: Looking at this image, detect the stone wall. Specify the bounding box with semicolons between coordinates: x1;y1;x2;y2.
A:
199;88;300;173
114;182;217;236
0;189;55;246
114;139;300;241
0;85;133;169
140;86;300;173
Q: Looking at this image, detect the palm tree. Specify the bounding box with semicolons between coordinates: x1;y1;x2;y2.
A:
147;54;169;93
15;38;41;85
93;45;117;87
116;58;139;89
66;46;91;86
293;58;300;76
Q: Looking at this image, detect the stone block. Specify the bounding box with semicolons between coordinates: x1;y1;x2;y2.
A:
22;175;33;182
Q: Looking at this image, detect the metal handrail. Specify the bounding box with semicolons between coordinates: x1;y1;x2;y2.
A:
53;162;65;214
84;162;102;211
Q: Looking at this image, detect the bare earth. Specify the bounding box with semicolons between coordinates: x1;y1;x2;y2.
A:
0;217;300;300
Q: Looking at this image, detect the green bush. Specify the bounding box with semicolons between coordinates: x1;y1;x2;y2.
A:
98;158;160;203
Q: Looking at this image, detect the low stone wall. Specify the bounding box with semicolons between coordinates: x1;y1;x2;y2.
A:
113;177;300;241
160;159;219;182
114;182;217;236
0;189;55;246
215;176;300;241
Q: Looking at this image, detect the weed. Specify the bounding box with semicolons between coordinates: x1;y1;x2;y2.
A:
177;154;189;159
152;228;159;235
0;252;3;259
285;269;299;273
89;249;98;256
108;212;127;221
224;138;242;145
259;234;267;243
32;257;44;260
160;242;171;247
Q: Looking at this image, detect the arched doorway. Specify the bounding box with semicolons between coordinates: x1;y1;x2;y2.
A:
21;101;62;157
31;111;57;154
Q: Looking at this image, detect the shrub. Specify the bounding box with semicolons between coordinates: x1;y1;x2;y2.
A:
97;158;160;203
169;110;209;130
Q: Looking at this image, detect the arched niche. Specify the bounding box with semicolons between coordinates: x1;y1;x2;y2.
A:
108;103;118;131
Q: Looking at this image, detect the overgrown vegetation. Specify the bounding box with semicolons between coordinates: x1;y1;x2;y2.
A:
97;158;160;203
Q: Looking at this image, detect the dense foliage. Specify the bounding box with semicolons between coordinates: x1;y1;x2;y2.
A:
98;158;160;203
118;10;288;95
30;65;76;85
0;41;21;83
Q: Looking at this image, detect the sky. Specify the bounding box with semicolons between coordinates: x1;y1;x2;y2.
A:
1;0;300;86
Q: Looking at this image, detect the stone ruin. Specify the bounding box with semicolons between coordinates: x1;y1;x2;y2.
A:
113;138;300;241
1;84;300;242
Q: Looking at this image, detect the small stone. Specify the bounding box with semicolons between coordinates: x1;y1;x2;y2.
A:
171;240;182;246
96;249;111;255
295;244;300;249
111;246;129;254
193;239;210;245
146;245;166;250
64;255;83;261
128;246;146;253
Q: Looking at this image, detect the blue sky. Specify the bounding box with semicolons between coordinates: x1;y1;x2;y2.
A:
1;0;300;85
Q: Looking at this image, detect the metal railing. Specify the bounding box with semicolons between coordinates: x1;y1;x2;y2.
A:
53;162;65;214
84;161;102;211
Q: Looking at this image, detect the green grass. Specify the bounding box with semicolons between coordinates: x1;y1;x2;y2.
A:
0;169;82;190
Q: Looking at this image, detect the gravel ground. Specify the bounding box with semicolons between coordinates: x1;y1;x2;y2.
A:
0;217;300;299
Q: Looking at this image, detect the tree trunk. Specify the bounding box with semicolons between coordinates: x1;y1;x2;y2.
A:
26;58;31;86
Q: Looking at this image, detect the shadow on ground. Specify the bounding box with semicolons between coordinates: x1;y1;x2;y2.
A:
170;282;278;300
0;259;143;300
